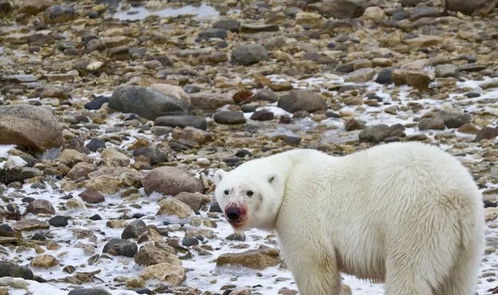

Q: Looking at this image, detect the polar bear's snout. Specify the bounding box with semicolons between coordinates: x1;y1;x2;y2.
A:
224;203;247;227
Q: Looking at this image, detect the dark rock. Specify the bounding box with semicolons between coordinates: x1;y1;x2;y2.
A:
79;189;105;204
438;111;471;128
85;138;106;152
409;6;441;20
43;4;76;23
213;19;241;32
240;24;279;33
121;220;147;239
0;167;43;184
103;238;138;257
231;44;269;66
0;261;35;280
375;69;393;85
213;111;246;124
319;0;366;18
109;86;190;120
142;166;203;196
418;118;446;130
68;288;112;295
475;127;498;141
48;215;69;227
445;0;496;15
400;0;423;6
209;202;223;213
0;224;17;236
183;85;201;94
182;237;199;247
154;115;207;130
278;90;327;113
359;124;406;143
226;232;246;241
250;110;274;121
26;199;56;215
241;105;258;113
84;96;110;110
198;29;227;40
345;119;366;131
253;88;277;102
89;214;102;221
235;149;252;158
132;144;170;165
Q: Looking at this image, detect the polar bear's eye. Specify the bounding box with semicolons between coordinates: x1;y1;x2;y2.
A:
246;190;254;197
224;189;229;195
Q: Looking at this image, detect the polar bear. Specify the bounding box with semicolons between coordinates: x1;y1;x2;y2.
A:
214;142;484;295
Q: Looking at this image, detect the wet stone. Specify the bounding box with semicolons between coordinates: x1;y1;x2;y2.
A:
25;199;56;215
85;138;106;152
103;238;138;257
122;220;147;239
250;110;274;121
84;96;110;110
0;262;34;280
376;69;393;84
476;127;498;141
278;90;327;113
48;215;69;227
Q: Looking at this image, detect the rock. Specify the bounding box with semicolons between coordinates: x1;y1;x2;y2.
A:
213;19;241;32
216;248;280;270
171;127;214;145
345;119;365;131
68;288;112;295
198;28;228;40
250;110;274;121
25;199;56;215
132;144;170;165
174;192;211;212
226;232;246;241
375;69;393;85
79;189;105;204
66;162;96;180
18;0;54;15
240;24;279;33
435;64;459;78
277;90;327;113
345;68;376;83
0;224;17;236
405;36;443;48
57;149;89;167
189;92;233;110
103;238;138;257
359;124;405;143
141;262;185;285
142;166;203;196
156;198;194;219
134;243;179;266
213;111;246;125
154;115;207;130
0;262;34;280
31;254;57;268
48;215;69;227
149;84;191;105
438;110;470;128
475;127;498;141
418;118;446;130
445;0;496;15
253;89;278;102
122;220;147;239
0;167;42;184
43;4;76;23
230;287;252;295
363;6;385;21
84;96;109;110
0;105;63;152
85;138;106;152
320;0;367;18
13;219;49;231
401;0;422;6
409;6;441;20
102;148;130;166
393;69;432;91
231;44;269;66
109;86;190;120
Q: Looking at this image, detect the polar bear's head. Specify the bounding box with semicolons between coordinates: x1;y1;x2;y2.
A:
214;160;285;231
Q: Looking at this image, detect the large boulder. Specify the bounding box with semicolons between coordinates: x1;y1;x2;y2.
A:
109;86;190;120
445;0;496;15
142;166;203;196
0;105;63;152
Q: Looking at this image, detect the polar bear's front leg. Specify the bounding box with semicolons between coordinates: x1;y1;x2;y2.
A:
279;235;341;295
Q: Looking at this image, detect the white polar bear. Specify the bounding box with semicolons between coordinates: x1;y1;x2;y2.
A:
214;142;484;295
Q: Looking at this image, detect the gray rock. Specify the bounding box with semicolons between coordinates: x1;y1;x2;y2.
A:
0;105;63;152
121;220;147;239
174;192;211;212
142;166;203;196
198;28;227;40
79;189;105;204
213;19;241;32
375;69;393;85
132;144;170;165
0;224;16;236
359;124;405;142
1;74;38;83
0;167;43;184
26;199;56;215
48;215;69;227
17;0;53;15
109;86;190;120
0;261;34;280
400;0;423;6
133;244;179;266
475;127;498;141
409;6;441;20
103;238;138;257
213;111;246;124
445;0;496;15
438;110;471;128
345;68;376;83
277;90;327;113
189;92;233;110
320;0;367;18
253;88;278;102
435;64;459;78
43;4;76;23
68;288;112;295
250;110;274;121
418;118;446;130
154;115;207;130
231;44;269;66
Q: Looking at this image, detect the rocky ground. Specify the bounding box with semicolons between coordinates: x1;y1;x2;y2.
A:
0;0;498;294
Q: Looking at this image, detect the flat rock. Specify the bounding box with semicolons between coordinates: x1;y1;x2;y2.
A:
418;118;446;130
142;166;203;196
174;192;211;212
134;243;179;266
359;124;405;142
213;111;246;124
43;4;76;23
437;110;470;128
240;24;279;33
216;248;280;270
18;0;54;15
189;92;233;110
156;198;194;219
13;219;49;231
476;127;498;141
141;262;185;285
345;68;376;83
155;115;207;130
213;19;240;32
0;105;63;152
25;199;55;215
445;0;496;15
277;90;327;113
231;44;269;66
31;254;57;268
109;86;190;120
0;262;34;280
319;0;366;18
68;288;112;295
122;220;147;239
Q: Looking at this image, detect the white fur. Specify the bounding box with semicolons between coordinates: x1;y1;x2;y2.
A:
215;142;484;295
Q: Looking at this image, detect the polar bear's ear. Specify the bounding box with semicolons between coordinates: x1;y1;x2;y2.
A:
214;169;226;185
268;174;277;185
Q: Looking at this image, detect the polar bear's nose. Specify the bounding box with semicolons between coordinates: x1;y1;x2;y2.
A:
226;207;241;221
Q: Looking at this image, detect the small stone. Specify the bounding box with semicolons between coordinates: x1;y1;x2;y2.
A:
418;118;446;131
48;216;69;227
155;115;207;130
226;232;246;241
250;110;274;121
25;199;55;215
156;198;194;220
68;288;112;295
103;238;138;257
43;4;76;23
18;0;54;15
213;19;241;32
345;68;376;83
198;28;227;40
320;0;366;18
102;148;130;167
79;189;105;204
409;6;441;20
216;248;280;270
31;254;58;268
231;44;269;66
363;6;385;21
84;96;109;110
345;119;366;131
171;127;214;145
85;138;106;152
132;144;170;165
213;111;246;125
445;0;495;15
405;36;443;48
253;89;278;102
359;124;405;143
141;262;185;285
126;277;145;289
437;110;470;128
435;64;459;78
122;220;147;239
182;237;199;247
